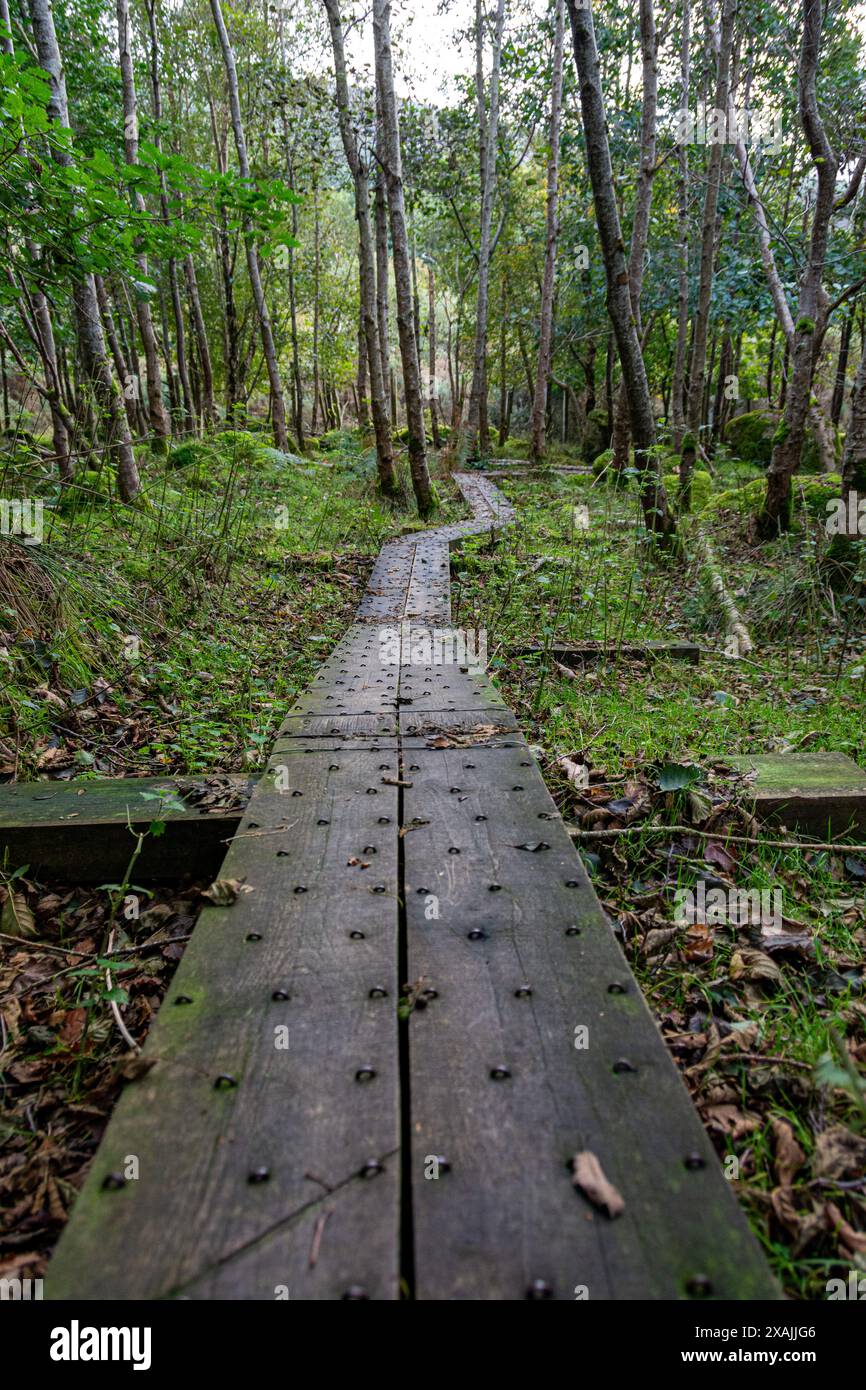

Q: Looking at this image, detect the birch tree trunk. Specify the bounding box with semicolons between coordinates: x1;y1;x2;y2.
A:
461;0;506;461
27;0;140;501
529;0;565;465
324;0;398;496
117;0;169;448
758;0;837;535
210;0;290;452
373;0;434;515
566;0;674;537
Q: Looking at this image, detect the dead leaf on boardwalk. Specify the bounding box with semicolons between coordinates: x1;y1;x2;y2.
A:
200;878;252;906
113;1052;157;1083
0;889;36;938
571;1151;624;1218
813;1125;866;1181
771;1117;806;1188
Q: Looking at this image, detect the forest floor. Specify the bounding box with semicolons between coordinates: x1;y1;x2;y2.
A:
1;431;865;1297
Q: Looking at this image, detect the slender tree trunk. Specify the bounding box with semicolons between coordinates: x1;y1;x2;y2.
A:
312;181;321;435
529;0;565;464
685;0;736;445
759;0;837;535
357;309;370;430
427;264;441;449
184;256;217;428
461;0;506;460
117;0;169;448
28;0;139;500
324;0;397;495
831;306;854;427
498;280;508;448
670;0;692;450
373;0;434;514
566;0;674;537
611;0;658;473
374;113;390;417
210;0;290;451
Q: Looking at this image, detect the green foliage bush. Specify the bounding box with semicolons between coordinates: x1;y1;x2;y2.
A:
57;469;114;513
167;441;209;470
662;468;712;510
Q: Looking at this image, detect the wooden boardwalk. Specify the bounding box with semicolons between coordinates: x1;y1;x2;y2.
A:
47;475;778;1301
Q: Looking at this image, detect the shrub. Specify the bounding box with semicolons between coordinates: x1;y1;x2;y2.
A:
663;468;712;510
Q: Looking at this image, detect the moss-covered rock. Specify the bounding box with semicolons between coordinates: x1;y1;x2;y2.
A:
663;468;713;510
592;447;614;476
724;410;777;466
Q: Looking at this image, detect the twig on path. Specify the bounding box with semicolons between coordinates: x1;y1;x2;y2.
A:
568;824;866;853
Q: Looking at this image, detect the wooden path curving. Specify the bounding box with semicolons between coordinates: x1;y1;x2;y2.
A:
48;474;778;1301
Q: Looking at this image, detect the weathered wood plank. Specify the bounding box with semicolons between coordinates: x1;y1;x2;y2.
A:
729;751;866;837
513;639;701;665
402;740;779;1300
0;775;253;882
47;750;401;1300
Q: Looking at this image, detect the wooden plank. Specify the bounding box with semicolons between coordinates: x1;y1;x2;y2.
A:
513;639;701;665
47;749;401;1300
729;751;866;837
402;740;779;1300
0;775;253;882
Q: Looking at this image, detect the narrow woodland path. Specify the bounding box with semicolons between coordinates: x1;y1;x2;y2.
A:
48;476;779;1301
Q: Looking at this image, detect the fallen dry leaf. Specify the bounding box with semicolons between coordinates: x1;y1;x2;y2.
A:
771;1117;806;1188
200;878;252;906
813;1125;866;1181
571;1150;624;1218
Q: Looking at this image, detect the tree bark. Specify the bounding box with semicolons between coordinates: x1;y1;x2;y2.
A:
117;0;169;448
529;0;565;464
759;0;837;535
831;306;854;427
374;112;390;417
427;264;441;448
610;0;658;473
28;0;139;500
210;0;290;451
566;0;674;537
461;0;506;460
324;0;397;494
373;0;434;514
671;0;690;449
685;0;736;443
